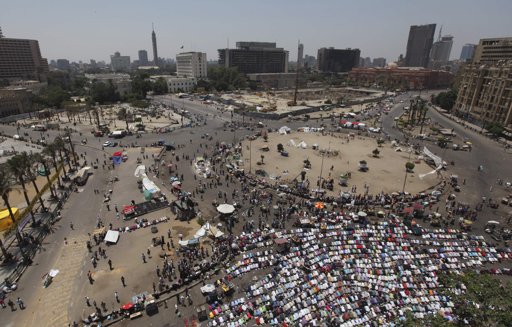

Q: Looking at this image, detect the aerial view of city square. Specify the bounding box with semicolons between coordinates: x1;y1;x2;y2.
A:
1;1;512;326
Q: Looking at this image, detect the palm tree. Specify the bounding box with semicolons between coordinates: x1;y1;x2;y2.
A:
54;136;72;172
6;153;36;224
32;153;56;198
25;154;46;211
44;143;64;184
0;165;23;245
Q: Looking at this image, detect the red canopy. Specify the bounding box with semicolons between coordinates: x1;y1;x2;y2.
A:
123;205;135;214
121;302;134;310
340;120;348;124
113;151;123;157
352;122;360;125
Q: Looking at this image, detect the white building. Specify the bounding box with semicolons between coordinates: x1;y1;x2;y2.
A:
151;75;197;93
176;52;207;79
110;52;131;72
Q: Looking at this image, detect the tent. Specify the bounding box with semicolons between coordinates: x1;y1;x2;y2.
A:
201;284;216;294
134;165;146;178
143;177;161;195
104;230;120;244
217;204;235;214
297;141;307;149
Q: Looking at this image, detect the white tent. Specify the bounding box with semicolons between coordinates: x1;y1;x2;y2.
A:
104;230;120;244
217;204;235;214
298;141;307;149
288;139;296;147
134;165;146;178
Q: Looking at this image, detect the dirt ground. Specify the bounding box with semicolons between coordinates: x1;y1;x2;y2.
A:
242;131;440;195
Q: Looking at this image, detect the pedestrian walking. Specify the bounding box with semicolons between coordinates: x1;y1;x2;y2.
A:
7;299;15;311
16;297;24;310
121;276;126;287
115;291;119;303
108;259;113;270
115;205;118;213
85;296;91;306
70;222;74;230
142;253;146;263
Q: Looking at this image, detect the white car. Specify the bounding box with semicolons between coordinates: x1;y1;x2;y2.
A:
103;141;112;147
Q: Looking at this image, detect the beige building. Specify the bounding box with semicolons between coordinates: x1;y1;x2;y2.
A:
247;73;306;89
473;37;512;65
176;52;207;79
453;61;512;129
0;88;32;118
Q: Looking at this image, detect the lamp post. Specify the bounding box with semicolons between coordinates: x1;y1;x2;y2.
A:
402;163;408;193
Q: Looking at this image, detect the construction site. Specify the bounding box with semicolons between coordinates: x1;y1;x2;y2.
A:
221;87;386;115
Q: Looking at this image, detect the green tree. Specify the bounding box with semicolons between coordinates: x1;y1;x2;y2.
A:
0;166;17;258
32;153;56;198
405;162;415;172
208;66;247;91
485;123;504;138
7;153;36;224
117;108;130;130
372;148;380;157
152;77;168;95
433;89;457;111
43;143;63;185
439;272;512;326
131;74;153;99
90;81;120;104
25;154;46;211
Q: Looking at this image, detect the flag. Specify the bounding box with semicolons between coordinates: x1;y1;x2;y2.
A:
180;45;184;49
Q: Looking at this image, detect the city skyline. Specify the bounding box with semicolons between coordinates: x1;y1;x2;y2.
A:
2;0;512;64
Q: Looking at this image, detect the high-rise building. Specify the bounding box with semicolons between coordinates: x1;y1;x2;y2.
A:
453;61;512;129
110;52;131;72
56;59;71;71
372;57;386;67
405;24;436;67
0;33;49;82
218;42;289;74
459;44;476;62
473;37;512;65
176;52;207;78
430;35;453;68
304;55;316;69
297;43;304;68
138;50;149;65
152;26;158;66
317;47;360;73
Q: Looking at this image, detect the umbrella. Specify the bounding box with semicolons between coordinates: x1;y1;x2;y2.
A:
113;151;123;157
463;220;473;225
171;181;182;188
315;202;325;209
487;220;500;225
357;211;367;217
217;204;235;214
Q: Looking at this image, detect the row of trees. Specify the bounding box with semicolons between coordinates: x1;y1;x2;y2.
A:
0;136;71;261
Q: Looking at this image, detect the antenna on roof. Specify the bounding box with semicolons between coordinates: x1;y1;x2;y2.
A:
152;22;154;32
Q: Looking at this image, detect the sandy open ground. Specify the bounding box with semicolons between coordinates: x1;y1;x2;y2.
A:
242;131;440;195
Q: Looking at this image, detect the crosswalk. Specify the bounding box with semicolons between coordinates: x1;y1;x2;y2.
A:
22;234;89;327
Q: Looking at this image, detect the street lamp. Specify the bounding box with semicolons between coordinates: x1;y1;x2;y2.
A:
402;163;408;193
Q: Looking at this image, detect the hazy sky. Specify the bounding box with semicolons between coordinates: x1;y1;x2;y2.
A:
2;0;512;64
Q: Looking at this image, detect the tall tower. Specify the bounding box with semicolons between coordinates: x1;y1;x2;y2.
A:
152;24;158;66
297;42;304;68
